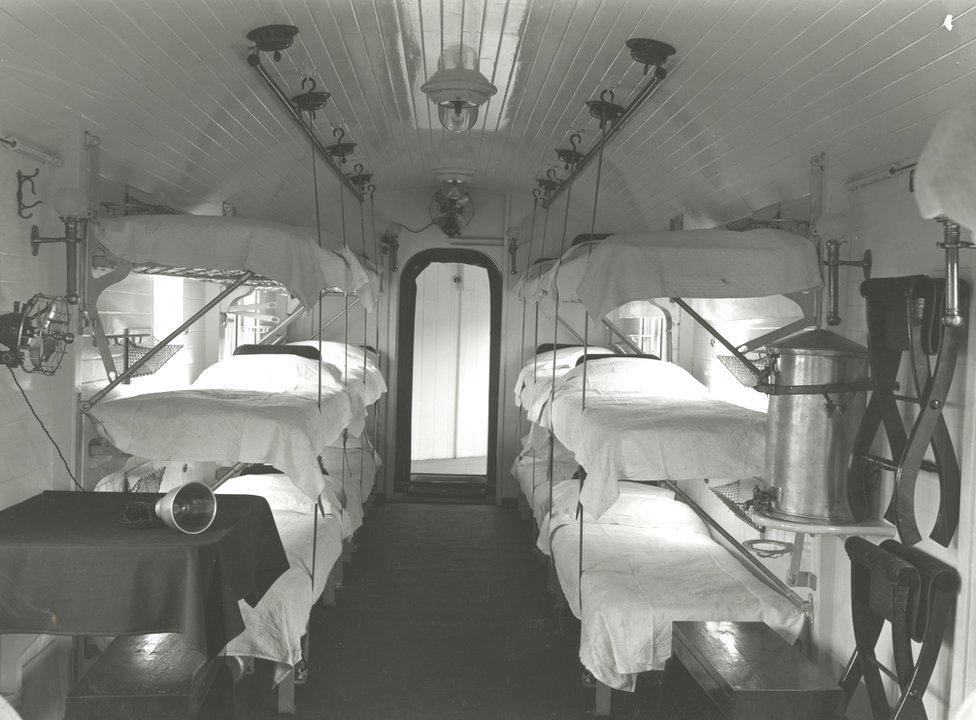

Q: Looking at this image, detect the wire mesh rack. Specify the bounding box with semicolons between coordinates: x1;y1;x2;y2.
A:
124;466;165;493
125;342;182;378
709;480;765;532
717;354;774;388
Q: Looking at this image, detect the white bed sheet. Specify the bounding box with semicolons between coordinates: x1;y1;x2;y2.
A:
576;229;822;320
545;485;804;691
320;438;381;538
540;358;765;517
94;214;372;310
289;341;387;407
89;355;364;503
511;432;578;521
220;507;343;684
514;346;612;409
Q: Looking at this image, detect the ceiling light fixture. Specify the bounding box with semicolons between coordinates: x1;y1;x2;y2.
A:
421;54;497;133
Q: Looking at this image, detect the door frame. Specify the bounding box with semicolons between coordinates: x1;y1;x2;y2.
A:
394;248;502;498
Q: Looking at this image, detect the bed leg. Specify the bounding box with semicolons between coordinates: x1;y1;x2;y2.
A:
277;668;296;715
594;681;612;717
546;557;557;593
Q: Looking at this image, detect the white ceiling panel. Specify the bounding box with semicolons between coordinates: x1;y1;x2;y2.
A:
0;0;972;236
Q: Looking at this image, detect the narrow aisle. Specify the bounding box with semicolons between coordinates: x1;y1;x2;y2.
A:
249;503;718;719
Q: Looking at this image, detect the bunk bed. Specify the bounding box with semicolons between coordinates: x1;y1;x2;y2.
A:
539;356;767;516
539;481;805;693
214;474;344;687
529;228;822;517
88;351;362;503
79;213;382;712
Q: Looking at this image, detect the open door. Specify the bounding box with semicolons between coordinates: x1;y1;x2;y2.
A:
395;249;501;501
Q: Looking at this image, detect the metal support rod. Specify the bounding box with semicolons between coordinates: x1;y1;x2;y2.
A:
305;298;360;340
247;55;363;202
738;316;815;354
648;300;674;362
671;298;764;379
664;481;809;612
601;317;645;356
556;314;585;345
85;273;255;407
824;239;842;326
260;303;311;345
938;216;972;328
543;72;669;209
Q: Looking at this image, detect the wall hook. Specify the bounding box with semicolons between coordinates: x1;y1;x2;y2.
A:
16;169;42;219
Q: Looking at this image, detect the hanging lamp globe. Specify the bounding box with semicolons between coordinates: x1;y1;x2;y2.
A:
421;67;497;133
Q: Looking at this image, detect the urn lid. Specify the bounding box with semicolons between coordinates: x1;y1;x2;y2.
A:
770;329;868;358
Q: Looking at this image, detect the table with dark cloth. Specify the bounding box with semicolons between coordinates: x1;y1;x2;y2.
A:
0;491;289;658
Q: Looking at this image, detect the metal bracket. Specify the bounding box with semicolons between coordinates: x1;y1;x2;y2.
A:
787;533;817;589
16;169;41;219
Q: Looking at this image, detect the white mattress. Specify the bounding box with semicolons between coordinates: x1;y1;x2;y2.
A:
545;483;804;691
510;432;578;521
514;346;612;410
221;507;343;684
94;214;372;310
289;341;387;407
576;229;823;319
540;358;766;517
319;438;381;538
89;355;364;503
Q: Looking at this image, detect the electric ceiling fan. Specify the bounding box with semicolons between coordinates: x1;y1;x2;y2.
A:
429;183;474;239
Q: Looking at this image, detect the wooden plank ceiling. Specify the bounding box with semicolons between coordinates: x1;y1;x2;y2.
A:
1;0;975;235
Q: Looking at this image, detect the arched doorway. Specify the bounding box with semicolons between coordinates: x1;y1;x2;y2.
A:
394;249;502;500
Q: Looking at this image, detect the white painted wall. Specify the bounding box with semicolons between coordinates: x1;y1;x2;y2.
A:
0;129;81;720
410;262;490;462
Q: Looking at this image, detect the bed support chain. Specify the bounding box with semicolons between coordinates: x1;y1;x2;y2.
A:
847;276;968;547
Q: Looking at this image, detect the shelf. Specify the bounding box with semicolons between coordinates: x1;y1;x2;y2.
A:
754;512;895;538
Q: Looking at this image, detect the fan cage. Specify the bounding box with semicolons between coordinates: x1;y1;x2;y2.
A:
717;354;773;388
21;295;72;376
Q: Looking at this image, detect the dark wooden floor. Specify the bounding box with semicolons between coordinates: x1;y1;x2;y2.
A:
236;502;722;719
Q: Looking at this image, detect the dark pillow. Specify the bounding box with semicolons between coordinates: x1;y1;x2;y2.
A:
233;344;322;362
574;352;659;367
536;343;582;355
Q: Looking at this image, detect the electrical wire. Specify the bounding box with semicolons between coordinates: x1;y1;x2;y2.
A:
8;367;84;491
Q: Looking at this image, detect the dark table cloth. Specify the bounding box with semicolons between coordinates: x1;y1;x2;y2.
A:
0;491;289;657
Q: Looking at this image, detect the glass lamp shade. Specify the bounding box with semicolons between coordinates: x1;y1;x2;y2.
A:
53;188;91;218
437;102;479;133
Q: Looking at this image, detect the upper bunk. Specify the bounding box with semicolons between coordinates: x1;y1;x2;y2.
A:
523;228;821;316
90;213;374;310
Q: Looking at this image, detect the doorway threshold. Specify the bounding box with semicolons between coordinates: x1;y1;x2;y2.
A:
404;473;488;503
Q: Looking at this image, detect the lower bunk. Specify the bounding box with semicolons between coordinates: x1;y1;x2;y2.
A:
538;480;818;716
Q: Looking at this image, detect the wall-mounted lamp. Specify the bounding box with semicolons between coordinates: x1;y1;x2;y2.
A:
380;220;437;272
813;213;871;326
380;223;402;272
30;188;92;304
507;226;520;275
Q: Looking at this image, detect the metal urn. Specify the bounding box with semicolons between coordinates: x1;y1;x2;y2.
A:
761;329;870;524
